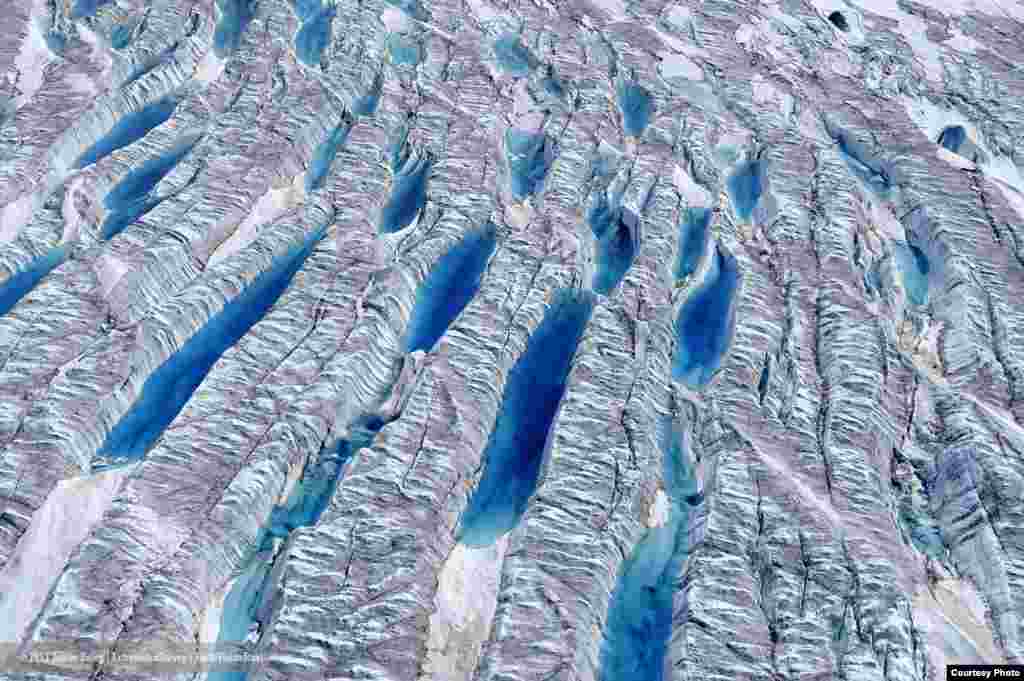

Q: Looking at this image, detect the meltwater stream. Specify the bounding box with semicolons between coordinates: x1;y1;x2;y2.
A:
209;415;389;681
458;289;595;547
598;415;701;681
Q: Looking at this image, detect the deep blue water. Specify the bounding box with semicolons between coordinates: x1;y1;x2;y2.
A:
305;122;351;192
672;246;740;387
616;82;654;138
101;136;199;240
938;125;967;154
0;247;68;316
726;160;765;222
505;128;548;200
404;225;497;353
494;34;532;77
214;0;256;56
588;187;637;295
74;97;179;170
211;415;388;681
458;289;595;547
71;0;112;19
894;241;930;306
599;417;700;681
833;131;893;193
294;3;336;67
380;153;431;234
94;227;326;465
674;207;711;281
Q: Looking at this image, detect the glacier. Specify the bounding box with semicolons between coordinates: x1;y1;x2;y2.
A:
0;0;1023;679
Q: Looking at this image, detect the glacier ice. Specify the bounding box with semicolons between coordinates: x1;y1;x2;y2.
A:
2;0;1024;678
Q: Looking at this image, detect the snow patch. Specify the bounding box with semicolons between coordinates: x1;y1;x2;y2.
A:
95;253;131;299
673;164;712;208
0;466;135;645
912;577;1003;671
1;194;38;242
206;175;306;269
13;8;52;108
194;50;226;86
420;535;509;681
658;52;703;81
647;489;671;528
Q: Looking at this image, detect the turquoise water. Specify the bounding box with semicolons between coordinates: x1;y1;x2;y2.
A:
894;241;930;306
494;34;533;77
101;136;199;240
587;185;637;295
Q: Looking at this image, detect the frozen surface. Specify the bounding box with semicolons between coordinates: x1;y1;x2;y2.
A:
4;0;1024;678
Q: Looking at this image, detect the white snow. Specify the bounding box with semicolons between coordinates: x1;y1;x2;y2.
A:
658;51;703;81
420;535;509;681
194;50;226;87
1;193;38;242
380;6;415;33
673;164;713;208
13;6;52;109
0;466;134;645
206;176;306;269
95;253;132;299
61;176;86;243
647;489;671;528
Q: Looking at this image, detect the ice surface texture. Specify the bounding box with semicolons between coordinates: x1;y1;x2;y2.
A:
3;0;1024;679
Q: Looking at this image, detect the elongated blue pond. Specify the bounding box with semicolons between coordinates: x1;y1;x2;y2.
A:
616;81;653;139
380;150;431;234
726;160;765;222
894;241;930;306
404;226;497;353
599;416;700;681
101;136;199;240
293;0;336;67
94;227;326;465
0;246;68;316
75;97;179;170
588;186;638;295
506;128;549;200
214;0;256;56
675;207;711;281
673;245;740;387
305;122;351;192
458;289;595;547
